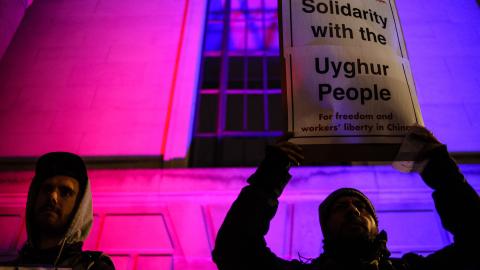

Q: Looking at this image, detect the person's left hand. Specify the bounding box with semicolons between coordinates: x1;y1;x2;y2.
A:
407;126;443;160
393;126;443;173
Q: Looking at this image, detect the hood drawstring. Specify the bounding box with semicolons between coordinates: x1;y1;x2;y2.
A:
53;237;67;268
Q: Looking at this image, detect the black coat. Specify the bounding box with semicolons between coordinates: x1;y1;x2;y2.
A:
3;242;114;270
212;146;480;270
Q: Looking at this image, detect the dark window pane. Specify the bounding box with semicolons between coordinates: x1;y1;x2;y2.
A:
226;94;244;130
190;138;217;167
267;56;281;89
191;0;284;167
202;57;221;89
247;94;264;131
247;57;264;89
197;94;218;133
228;57;245;89
268;94;284;131
205;22;223;52
221;138;244;166
219;138;269;167
244;138;267;166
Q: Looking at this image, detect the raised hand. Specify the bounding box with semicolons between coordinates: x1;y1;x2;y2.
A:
271;132;305;166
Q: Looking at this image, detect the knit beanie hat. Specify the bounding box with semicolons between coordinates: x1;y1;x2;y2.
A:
319;188;378;236
34;152;88;191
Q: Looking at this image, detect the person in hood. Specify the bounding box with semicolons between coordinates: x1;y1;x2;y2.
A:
4;152;114;270
212;127;480;270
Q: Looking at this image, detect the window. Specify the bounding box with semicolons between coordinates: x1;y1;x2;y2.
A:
191;0;284;167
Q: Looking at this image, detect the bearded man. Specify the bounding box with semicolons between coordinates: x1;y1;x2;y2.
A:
212;127;479;270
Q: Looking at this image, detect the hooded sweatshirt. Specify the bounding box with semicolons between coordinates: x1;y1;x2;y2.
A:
7;175;114;270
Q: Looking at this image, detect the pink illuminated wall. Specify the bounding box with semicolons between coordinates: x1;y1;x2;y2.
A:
0;0;27;60
0;0;206;161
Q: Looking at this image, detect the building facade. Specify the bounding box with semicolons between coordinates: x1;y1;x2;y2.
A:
0;0;479;269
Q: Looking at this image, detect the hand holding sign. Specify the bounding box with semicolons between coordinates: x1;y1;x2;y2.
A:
273;132;305;166
393;126;443;173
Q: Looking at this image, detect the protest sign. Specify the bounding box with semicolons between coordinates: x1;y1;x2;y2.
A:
279;0;423;162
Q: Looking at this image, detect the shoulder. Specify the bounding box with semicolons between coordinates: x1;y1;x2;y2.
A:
82;251;115;270
388;255;421;270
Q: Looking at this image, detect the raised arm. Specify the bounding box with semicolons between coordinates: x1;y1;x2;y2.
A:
402;127;480;269
212;139;304;270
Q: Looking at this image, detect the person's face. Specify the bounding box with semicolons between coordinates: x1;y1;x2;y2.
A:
325;196;378;241
33;176;80;234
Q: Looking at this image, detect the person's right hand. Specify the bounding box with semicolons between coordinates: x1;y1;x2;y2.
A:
271;133;305;166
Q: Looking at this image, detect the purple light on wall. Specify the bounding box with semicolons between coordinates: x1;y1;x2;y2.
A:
395;0;480;152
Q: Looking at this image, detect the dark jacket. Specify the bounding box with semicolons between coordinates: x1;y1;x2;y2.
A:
212;146;480;270
4;178;114;269
8;242;113;270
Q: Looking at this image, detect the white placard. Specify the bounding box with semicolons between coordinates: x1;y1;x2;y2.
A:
280;0;423;150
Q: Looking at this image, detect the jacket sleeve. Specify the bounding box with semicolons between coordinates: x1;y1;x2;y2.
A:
87;253;115;270
212;146;302;270
402;146;480;270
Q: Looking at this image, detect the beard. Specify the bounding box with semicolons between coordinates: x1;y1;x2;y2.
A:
33;204;69;238
334;214;375;240
324;233;373;259
322;229;390;263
